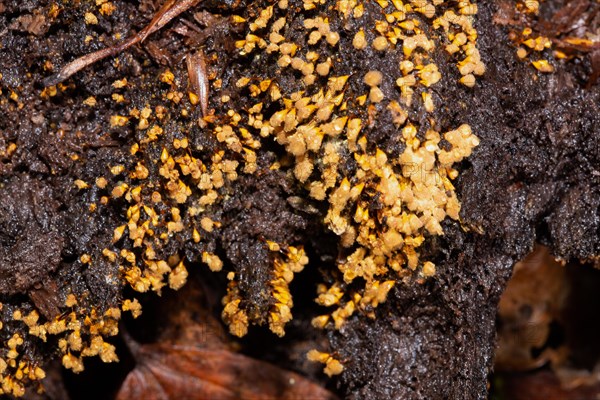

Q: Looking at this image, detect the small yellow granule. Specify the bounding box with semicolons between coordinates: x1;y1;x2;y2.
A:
364;70;383;87
112;78;127;88
422;261;436;277
122;299;142;318
372;36;389;51
99;2;116;16
459;74;476;88
532;59;554;73
160;70;175;84
369;87;384;103
202;252;223;272
110;115;128;127
83;96;97;106
84;12;98;25
352;30;367;50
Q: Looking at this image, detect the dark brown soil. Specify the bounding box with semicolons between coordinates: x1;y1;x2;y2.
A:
0;0;599;399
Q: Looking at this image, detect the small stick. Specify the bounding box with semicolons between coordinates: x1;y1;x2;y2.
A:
43;0;202;87
186;50;209;116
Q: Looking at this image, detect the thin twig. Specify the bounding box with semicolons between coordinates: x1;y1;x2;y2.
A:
43;0;202;87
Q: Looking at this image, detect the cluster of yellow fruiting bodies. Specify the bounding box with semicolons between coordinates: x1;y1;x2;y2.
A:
0;296;139;396
4;0;483;392
511;0;555;72
222;243;309;337
224;0;482;374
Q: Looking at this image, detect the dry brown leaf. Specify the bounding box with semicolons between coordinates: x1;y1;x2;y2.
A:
495;245;568;371
498;370;600;400
117;343;338;400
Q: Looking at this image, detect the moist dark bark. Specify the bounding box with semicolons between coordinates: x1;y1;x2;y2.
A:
0;1;599;399
0;175;64;295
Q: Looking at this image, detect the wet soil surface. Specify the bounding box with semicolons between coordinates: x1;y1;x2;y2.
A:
0;0;599;399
